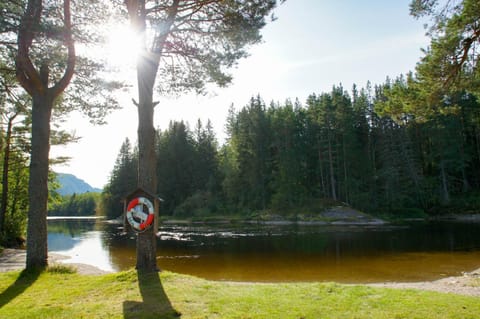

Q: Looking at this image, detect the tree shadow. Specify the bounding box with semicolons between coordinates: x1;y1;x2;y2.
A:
123;270;181;319
0;268;41;309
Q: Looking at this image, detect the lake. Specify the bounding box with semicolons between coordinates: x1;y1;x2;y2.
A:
47;218;480;283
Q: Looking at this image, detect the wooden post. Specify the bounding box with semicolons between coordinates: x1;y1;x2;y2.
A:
123;199;127;232
123;188;159;272
154;197;159;234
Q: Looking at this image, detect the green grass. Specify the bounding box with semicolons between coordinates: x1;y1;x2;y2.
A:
0;269;479;319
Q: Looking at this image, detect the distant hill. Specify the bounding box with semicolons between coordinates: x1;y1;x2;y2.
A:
56;173;102;196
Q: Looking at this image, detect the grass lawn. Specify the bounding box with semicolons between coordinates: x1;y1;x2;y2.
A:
0;267;479;319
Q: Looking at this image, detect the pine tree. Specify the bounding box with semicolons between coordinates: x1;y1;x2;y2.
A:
124;0;282;272
102;138;137;219
269;99;308;210
410;0;480;97
156;121;196;215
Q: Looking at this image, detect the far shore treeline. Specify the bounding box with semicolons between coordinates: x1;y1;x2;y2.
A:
2;77;480;245
100;79;480;220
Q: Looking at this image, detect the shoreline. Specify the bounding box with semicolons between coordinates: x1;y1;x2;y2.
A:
366;268;480;296
1;248;478;296
0;248;111;276
157;213;480;226
51;212;480;226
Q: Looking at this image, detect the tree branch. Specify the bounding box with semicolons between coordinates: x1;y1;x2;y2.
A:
15;0;43;95
51;0;76;97
152;0;181;54
446;26;480;86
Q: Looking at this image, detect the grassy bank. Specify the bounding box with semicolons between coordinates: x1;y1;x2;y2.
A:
0;268;479;319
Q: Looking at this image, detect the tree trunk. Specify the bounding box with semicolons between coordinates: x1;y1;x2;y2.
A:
26;93;53;269
327;133;337;201
342;135;349;204
10;166;24;219
458;117;470;192
0;114;17;233
135;52;159;273
317;146;326;196
439;160;450;205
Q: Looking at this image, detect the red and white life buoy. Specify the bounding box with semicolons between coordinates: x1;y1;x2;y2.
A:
126;197;155;232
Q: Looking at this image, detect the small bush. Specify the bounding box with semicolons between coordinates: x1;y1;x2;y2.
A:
47;264;77;274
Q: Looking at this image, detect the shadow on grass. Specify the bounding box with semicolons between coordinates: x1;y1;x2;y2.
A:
0;268;41;309
123;270;181;319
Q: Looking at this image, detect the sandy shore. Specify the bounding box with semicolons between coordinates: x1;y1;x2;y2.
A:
0;248;110;275
367;269;480;296
1;248;479;296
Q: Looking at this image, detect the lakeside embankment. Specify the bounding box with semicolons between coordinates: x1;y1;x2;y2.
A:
142;206;389;226
75;205;480;226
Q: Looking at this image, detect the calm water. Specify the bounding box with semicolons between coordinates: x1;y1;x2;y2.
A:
47;218;480;283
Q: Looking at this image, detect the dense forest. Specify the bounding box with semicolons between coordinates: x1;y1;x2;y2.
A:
101;77;480;220
48;193;100;217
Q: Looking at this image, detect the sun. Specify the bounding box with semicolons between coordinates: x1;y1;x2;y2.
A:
105;24;141;69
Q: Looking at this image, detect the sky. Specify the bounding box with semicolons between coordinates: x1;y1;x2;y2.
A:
50;0;430;189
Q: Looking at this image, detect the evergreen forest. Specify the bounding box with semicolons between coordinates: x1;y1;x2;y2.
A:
49;193;100;217
101;78;480;220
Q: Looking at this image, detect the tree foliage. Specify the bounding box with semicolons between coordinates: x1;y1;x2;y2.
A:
100;138;137;220
121;0;283;96
410;0;480;97
102;79;480;219
48;192;100;217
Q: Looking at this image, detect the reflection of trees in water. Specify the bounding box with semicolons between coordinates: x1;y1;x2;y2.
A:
47;219;101;237
48;219;103;252
100;223;137;270
51;221;480;256
162;223;480;257
48;233;78;251
48;220;480;279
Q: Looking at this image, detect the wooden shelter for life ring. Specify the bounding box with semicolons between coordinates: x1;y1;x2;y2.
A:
123;188;163;233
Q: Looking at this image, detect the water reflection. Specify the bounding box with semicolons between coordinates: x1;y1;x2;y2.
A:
48;219;115;272
47;218;480;283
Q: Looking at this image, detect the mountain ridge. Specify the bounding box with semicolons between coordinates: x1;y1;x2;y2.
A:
56;173;102;196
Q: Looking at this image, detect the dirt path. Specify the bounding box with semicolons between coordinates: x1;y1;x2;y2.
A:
1;248;479;296
0;249;110;275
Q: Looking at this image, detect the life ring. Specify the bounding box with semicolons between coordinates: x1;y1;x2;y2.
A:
126;197;155;232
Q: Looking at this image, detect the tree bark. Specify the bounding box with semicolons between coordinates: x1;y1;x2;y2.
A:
135;52;159;272
26;93;53;269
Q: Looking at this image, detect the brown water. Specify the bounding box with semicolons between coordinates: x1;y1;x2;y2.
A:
47;219;480;283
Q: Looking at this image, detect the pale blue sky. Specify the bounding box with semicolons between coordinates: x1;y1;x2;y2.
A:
52;0;429;188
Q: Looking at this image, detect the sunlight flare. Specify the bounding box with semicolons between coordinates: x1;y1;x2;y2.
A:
105;24;141;68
